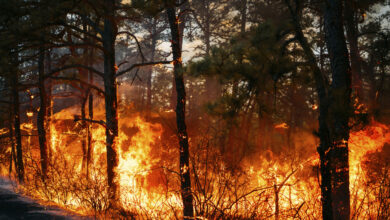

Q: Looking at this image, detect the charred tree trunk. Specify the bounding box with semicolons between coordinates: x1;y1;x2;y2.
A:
166;6;194;219
81;95;88;174
87;70;94;177
344;0;362;98
324;0;351;219
46;50;53;163
84;22;94;177
37;47;48;178
11;69;24;183
274;183;279;220
103;0;119;203
284;1;333;218
8;107;17;178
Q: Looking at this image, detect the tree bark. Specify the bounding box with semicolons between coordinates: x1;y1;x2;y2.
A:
11;68;24;183
166;6;194;219
37;47;48;178
103;0;119;203
81;95;88;174
46;50;53;163
8;107;17;178
324;0;352;219
87;67;94;178
344;0;362;98
284;0;333;218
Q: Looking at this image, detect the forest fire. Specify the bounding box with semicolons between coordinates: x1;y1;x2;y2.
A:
6;102;387;219
0;0;389;219
25;104;178;216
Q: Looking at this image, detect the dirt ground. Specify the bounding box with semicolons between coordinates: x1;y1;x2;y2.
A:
0;178;88;220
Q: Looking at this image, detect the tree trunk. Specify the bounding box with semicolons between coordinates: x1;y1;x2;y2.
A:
87;68;94;178
81;95;88;174
344;0;362;98
166;6;194;219
37;47;48;178
84;24;94;177
284;1;333;218
274;183;279;220
324;0;352;219
11;69;24;183
8;107;17;178
103;0;119;203
46;50;53;163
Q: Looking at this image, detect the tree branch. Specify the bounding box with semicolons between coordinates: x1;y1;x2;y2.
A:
117;31;146;62
116;60;172;77
50;22;102;42
74;116;106;128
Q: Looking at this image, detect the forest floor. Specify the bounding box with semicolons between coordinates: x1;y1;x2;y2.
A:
0;177;89;220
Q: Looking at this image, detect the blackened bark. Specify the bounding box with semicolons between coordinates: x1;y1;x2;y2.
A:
166;6;194;219
274;183;279;220
81;23;90;175
81;95;88;174
84;24;94;177
37;47;48;178
103;0;119;202
8;108;17;178
344;0;362;98
46;51;53;163
87;70;94;178
9;145;13;177
297;29;333;220
324;1;351;219
284;1;333;218
11;70;24;183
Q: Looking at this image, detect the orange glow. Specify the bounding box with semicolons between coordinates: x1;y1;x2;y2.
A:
274;122;288;129
26;111;33;117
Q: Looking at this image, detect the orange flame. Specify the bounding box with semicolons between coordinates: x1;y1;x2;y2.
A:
5;100;389;219
274;122;289;129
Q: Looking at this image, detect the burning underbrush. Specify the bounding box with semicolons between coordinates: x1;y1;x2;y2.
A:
0;102;389;219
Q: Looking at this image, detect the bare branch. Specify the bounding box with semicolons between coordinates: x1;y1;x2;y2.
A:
130;68;142;85
74;116;106;128
74;12;104;35
117;31;146;62
116;60;172;78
